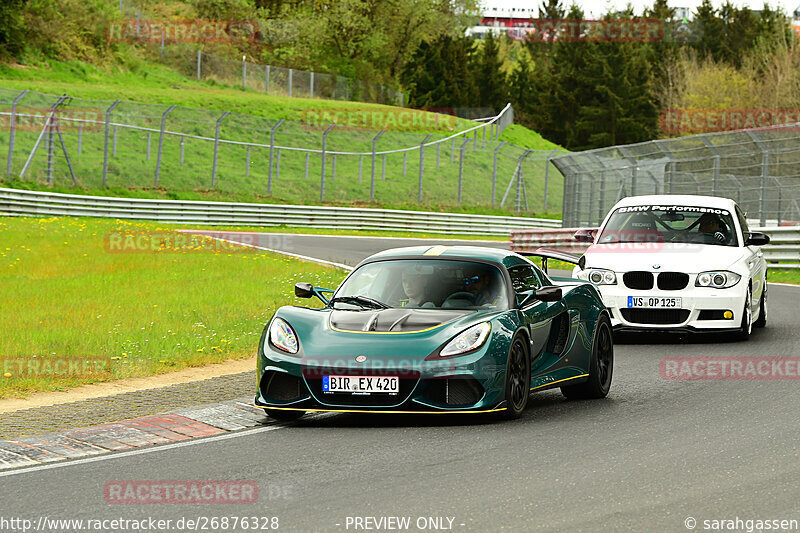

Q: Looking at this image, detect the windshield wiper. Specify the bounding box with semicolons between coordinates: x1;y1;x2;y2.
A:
329;295;390;309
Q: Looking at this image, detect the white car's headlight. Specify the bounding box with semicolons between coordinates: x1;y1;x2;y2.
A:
440;322;491;357
695;271;741;289
580;268;617;285
268;317;299;354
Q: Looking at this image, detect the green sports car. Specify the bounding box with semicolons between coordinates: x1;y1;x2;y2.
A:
254;245;613;420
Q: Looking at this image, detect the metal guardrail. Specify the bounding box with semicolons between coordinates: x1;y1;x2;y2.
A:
0;188;561;235
510;227;800;269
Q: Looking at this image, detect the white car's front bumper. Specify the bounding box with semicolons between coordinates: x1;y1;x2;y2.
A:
595;283;747;331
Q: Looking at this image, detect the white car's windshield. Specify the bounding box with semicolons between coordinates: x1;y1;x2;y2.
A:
334;259;508;310
598;205;739;247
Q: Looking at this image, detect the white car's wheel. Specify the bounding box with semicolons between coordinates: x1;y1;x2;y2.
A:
735;286;753;341
754;283;767;328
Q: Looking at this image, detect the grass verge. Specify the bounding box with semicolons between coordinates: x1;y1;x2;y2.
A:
0;215;348;399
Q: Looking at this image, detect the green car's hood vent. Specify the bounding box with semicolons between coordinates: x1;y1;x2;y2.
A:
330;308;474;333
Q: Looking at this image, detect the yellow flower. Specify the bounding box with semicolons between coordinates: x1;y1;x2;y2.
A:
3;372;11;378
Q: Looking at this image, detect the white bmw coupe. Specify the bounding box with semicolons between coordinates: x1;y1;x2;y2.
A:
572;195;770;339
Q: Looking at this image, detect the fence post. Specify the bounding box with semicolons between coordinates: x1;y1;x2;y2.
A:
265;65;270;93
403;152;407;177
160;29;165;59
331;154;336;181
211;111;230;188
180;137;185;165
501;150;530;208
154;104;177;186
712;155;720;195
543;149;559;211
747;131;769;225
20;95;69;182
246;146;250;176
196;50;202;79
320;124;335;201
482;124;486;148
288;69;293;97
102;100;121;187
458;137;471;204
436;143;440;168
268;119;285;193
492;141;507;207
370;130;386;201
77;124;82;155
146;132;151;161
418;134;432;202
113;126;118;156
450;137;455;163
276;149;281;181
382;155;386;181
6;90;29;177
310;72;314;98
46;113;55;184
242;56;247;89
304;152;309;178
358;155;363;182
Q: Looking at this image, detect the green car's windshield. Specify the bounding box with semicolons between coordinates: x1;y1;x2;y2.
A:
598;205;739;247
333;259;508;310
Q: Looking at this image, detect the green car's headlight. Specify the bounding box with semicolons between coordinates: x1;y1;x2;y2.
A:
440;322;491;357
268;317;299;354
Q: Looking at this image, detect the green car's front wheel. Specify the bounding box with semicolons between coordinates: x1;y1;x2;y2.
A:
502;335;531;419
266;409;306;422
562;314;613;400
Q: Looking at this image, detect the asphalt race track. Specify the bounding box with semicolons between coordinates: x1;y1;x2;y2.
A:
2;234;799;533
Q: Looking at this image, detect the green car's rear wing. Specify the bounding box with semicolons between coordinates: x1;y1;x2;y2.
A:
517;248;586;275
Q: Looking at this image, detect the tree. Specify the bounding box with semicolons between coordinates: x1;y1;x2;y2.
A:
401;35;478;109
476;31;507;113
0;0;26;58
692;0;725;61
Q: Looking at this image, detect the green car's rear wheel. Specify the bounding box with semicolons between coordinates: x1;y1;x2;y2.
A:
561;314;613;400
502;335;531;419
266;409;306;421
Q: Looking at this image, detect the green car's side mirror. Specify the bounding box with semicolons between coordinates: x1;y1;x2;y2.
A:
517;286;563;307
535;286;563;302
295;282;314;298
295;282;334;304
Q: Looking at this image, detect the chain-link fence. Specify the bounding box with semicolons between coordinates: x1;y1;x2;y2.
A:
554;125;800;227
159;47;404;106
114;1;403;106
0;88;566;213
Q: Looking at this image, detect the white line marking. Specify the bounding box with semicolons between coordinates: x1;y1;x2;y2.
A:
768;282;800;289
207;237;354;271
0;424;285;478
178;230;506;243
0;411;342;478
